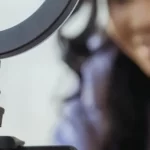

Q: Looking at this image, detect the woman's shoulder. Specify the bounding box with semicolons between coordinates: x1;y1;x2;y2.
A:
53;97;100;150
53;97;89;147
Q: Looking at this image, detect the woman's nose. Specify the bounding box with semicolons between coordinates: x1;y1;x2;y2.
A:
130;2;150;34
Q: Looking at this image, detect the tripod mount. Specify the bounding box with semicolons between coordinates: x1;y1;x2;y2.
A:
0;107;25;149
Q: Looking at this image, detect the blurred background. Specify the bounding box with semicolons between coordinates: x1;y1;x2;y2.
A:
0;0;107;146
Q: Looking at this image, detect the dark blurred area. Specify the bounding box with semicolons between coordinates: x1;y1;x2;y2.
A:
58;0;106;78
0;107;4;127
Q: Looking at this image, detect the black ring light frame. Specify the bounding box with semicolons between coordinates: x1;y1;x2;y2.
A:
0;0;79;59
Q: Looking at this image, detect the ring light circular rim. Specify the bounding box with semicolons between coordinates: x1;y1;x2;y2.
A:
0;0;78;59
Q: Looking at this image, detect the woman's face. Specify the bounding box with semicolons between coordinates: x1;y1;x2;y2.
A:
107;0;150;77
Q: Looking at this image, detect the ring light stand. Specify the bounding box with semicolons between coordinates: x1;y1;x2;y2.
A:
0;0;78;149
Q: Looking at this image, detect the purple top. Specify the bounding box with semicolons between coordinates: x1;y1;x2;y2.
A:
53;34;118;150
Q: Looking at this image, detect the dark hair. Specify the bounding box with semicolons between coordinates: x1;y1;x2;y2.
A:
58;0;97;78
103;48;150;150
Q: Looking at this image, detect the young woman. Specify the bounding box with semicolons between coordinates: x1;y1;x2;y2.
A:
54;0;150;150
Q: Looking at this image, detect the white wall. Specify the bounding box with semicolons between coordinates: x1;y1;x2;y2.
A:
0;0;78;145
0;32;78;146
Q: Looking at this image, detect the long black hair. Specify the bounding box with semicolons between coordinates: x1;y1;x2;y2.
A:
57;0;98;102
58;0;97;78
103;46;150;150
